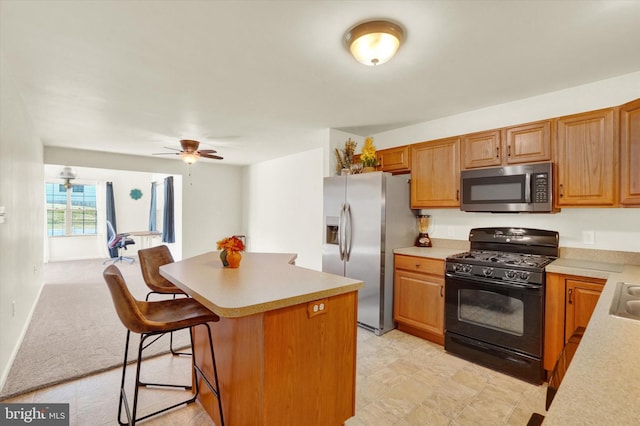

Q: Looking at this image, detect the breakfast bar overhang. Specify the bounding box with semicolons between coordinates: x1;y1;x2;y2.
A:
160;252;364;425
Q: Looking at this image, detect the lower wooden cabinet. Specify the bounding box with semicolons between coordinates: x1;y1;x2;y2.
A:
544;272;606;373
393;254;445;345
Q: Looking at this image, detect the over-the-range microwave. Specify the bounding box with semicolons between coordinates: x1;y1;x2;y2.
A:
460;162;553;213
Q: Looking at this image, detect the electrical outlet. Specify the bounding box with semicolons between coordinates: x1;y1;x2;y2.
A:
582;231;595;245
12;301;16;317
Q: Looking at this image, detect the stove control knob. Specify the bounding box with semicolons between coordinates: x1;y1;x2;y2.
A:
482;267;494;277
452;263;462;272
505;270;517;280
463;264;473;274
518;271;530;281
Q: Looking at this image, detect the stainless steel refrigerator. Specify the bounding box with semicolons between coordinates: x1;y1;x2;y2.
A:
322;172;415;335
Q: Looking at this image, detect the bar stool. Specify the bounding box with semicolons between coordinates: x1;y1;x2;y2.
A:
103;265;224;425
138;245;189;355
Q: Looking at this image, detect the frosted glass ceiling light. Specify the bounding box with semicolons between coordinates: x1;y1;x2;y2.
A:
181;152;199;165
58;166;77;189
345;20;405;66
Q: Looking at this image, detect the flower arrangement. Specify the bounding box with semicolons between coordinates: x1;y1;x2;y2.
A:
217;235;245;267
360;137;377;168
335;138;357;174
217;235;245;253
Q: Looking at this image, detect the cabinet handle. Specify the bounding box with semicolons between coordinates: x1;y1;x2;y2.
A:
415;263;420;269
496;147;500;158
507;145;511;157
568;288;573;304
559;184;564;198
456;189;460;201
440;285;444;298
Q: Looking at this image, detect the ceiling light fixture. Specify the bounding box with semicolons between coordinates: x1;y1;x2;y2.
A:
181;152;199;165
58;166;77;189
345;20;405;66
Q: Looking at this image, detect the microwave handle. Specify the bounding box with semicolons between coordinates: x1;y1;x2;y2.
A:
525;173;532;203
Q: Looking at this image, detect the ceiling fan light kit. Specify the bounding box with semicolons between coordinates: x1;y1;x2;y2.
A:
345;20;405;66
58;166;77;189
181;152;199;165
153;139;223;163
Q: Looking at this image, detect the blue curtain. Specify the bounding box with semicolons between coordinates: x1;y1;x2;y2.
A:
148;181;157;232
105;182;118;258
162;176;175;243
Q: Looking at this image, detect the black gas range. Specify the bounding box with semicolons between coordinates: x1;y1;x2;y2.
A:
444;227;559;384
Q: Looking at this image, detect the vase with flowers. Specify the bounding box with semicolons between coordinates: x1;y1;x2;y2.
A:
216;235;245;268
360;137;377;172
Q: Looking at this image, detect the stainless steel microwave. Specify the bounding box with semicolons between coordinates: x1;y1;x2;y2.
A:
460;162;553;213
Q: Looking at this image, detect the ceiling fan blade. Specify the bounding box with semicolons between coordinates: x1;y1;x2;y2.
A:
152;152;180;155
201;153;223;160
197;149;218;154
163;146;183;152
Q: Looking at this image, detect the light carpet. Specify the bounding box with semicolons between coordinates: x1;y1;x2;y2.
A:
0;259;190;400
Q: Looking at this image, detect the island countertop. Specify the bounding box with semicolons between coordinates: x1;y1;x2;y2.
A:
159;251;364;318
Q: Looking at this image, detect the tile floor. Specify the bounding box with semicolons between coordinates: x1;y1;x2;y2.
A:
4;328;547;425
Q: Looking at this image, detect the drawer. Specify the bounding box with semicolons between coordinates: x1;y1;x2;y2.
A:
394;255;444;275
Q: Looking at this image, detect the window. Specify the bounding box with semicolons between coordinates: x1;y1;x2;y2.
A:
45;183;97;236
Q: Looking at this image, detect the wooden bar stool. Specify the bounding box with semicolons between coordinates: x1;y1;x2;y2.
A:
103;265;224;425
138;245;189;355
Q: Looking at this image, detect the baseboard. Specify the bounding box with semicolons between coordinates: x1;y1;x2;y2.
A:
0;281;45;395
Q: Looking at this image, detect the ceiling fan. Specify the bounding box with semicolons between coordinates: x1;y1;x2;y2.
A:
153;139;223;164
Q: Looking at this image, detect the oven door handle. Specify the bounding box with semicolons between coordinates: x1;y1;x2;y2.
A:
445;273;542;291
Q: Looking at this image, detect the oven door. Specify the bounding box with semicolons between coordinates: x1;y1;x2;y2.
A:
444;273;543;357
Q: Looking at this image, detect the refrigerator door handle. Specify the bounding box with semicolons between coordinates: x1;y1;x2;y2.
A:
338;203;346;260
345;203;353;262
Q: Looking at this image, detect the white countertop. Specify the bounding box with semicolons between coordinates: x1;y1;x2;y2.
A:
543;261;640;425
394;246;464;260
160;251;363;318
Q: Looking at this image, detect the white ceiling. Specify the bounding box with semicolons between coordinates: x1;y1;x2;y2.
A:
2;1;640;165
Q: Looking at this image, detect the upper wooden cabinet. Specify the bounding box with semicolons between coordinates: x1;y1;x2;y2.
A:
461;121;551;169
376;145;410;174
504;120;552;165
461;129;502;169
554;108;618;207
410;137;460;208
620;98;640;206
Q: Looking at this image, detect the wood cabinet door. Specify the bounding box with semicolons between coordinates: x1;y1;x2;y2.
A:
504;120;551;165
461;129;502;169
410;137;460;208
376;145;410;174
393;269;444;336
620;98;640;206
565;279;603;340
554;108;618;207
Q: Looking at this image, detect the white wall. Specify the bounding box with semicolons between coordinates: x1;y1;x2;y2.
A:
0;61;45;387
244;148;324;270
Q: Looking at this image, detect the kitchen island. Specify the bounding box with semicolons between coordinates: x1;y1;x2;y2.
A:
159;252;363;426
